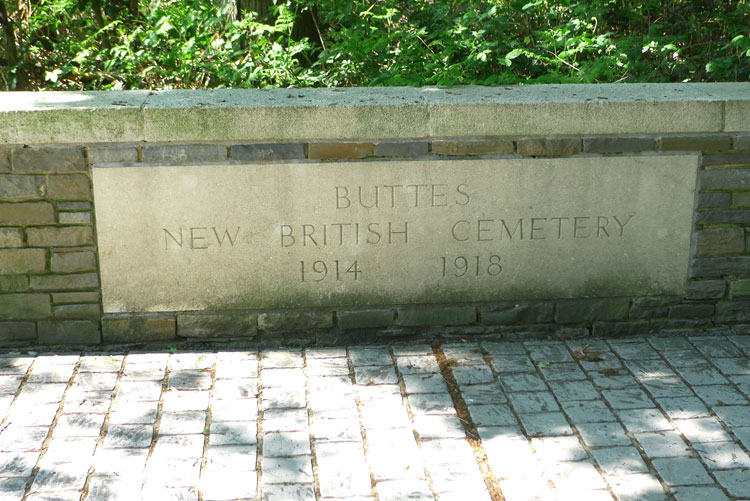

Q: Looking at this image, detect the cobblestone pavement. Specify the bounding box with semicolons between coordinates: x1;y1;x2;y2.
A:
1;335;750;500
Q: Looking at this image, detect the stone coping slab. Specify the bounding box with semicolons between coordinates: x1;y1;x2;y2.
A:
1;83;748;145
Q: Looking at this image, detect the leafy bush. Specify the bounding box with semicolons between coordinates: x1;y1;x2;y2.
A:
1;0;748;90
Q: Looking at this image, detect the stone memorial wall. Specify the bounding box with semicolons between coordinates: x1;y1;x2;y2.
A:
1;84;749;345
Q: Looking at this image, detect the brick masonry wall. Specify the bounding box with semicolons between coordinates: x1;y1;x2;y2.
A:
2;132;750;346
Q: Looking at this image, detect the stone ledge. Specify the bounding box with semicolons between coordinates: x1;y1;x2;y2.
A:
1;83;748;145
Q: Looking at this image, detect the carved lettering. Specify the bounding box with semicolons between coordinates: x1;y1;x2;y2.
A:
334;184;471;209
164;227;240;250
450;215;635;242
279;221;409;247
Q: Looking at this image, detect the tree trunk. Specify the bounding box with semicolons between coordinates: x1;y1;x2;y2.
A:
0;0;26;89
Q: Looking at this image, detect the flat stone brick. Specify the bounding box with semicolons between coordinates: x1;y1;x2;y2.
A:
58;212;92;225
87;145;139;164
258;310;333;332
431;139;514;156
661;135;731;152
0;275;29;293
555;298;630;324
0;175;45;200
51;250;96;273
398;305;476;327
584;136;655;153
337;308;394;329
686;280;726;299
697;192;731;208
733;192;750;207
177;312;257;338
715;301;750;322
734;134;750;150
57;202;92;210
701;167;750;189
30;272;99;291
695;210;750;224
730;278;750;297
12;147;85;173
38;320;100;344
0;202;55;224
695;227;745;257
53;304;100;319
306;142;374;159
668;304;715;318
702;153;750;167
650;319;711;332
46;174;91;200
0;228;23;248
0;248;46;274
376;141;429;157
0;321;36;342
27;226;94;247
592;321;650;337
480;302;554;324
0;293;50;319
692;257;750;277
231;143;305;161
0;150;9;172
52;291;100;304
629;296;678;319
517;138;581;157
102;314;177;342
141;144;228;163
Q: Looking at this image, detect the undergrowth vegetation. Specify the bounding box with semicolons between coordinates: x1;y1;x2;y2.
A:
1;0;748;90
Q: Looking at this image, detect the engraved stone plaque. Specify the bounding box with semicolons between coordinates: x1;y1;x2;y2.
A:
93;155;699;313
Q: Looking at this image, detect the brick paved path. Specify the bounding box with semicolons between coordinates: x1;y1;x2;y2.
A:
1;335;749;500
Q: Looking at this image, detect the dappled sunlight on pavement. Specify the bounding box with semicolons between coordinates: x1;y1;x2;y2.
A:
0;334;749;500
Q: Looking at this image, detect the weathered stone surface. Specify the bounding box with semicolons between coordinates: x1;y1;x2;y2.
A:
231;143;305;161
517;138;581;157
58;212;92;225
46;174;91;200
431;139;514;156
102;314;176;342
0;294;51;319
12;147;85;173
398;305;476;326
307;143;375;159
668;304;715;318
51;250;97;273
27;226;94;247
87;145;139;164
337;308;394;329
592;321;650;337
0;150;9;172
258;311;333;332
375;141;429;157
0;248;46;274
686;280;726;300
53;304;101;319
0;321;36;342
38;320;100;344
693;257;750;278
93;156;698;313
702;153;750;167
583;137;654;153
30;273;99;291
715;301;750;322
177;312;257;338
695;228;745;257
730;279;750;297
735;134;750;151
0;228;23;248
661;135;731;152
697;192;731;209
57;202;92;210
52;291;100;304
0;175;46;200
555;298;631;324
0;275;29;293
629;296;679;319
701;168;750;189
733;192;750;207
142;144;228;163
0;202;55;224
695;210;750;225
480;302;554;324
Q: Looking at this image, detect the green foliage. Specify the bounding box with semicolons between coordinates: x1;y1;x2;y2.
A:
1;0;748;90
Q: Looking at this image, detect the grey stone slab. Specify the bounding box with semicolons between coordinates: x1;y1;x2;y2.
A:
576;421;632;447
647;336;694;352
315;442;371;496
651;458;713;486
518;411;572;436
671;486;730;501
591;372;639;390
145;457;202;487
625;359;676;379
117;380;163;402
158;411;207;435
262;409;309;433
311;417;362;442
402;373;449;395
348;348;392;367
466;404;517;427
0;451;38;477
539;362;587;381
602;388;655;409
261;350;303;369
261;484;315;501
104;424;153;449
0;425;49;451
209;421;258;446
263;431;311;457
635;431;691;458
693;338;744;358
508;391;559;414
87;476;142;501
442;344;487;365
591;446;649;475
693;385;748;406
200;469;258;500
607;473;668;501
354;366;398;385
458;382;507;404
695;441;750;469
617;408;673;433
211;398;258;422
213;379;259;400
490;355;536;373
713;405;750;427
657;397;710;419
376;479;433;501
561;400;617;423
642;377;694;398
608;341;661;360
260;369;306;388
451;365;494;385
675;366;729;386
168;370;212;390
675;417;733;443
306;357;349;377
412;415;466;439
530;436;588;462
713;357;750;375
366;428;424;480
30;463;89;493
261;387;306;410
205;445;256;471
407;393;456;415
152;434;205;460
713;469;750;497
526;343;575;363
0;477;28;500
419;438;476;466
735;426;750;450
548;380;600;401
396;355;440;374
482;342;526;355
53;413;106;437
499;372;547;392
